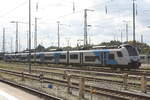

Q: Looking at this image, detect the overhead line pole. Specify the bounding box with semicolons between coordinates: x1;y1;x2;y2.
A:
126;23;128;42
133;0;136;43
3;28;5;59
84;9;87;46
141;34;143;43
34;2;38;61
34;17;37;61
123;20;129;43
35;17;37;49
57;21;60;48
28;0;31;73
84;9;94;46
27;31;29;50
11;37;13;53
10;21;19;53
16;22;18;53
121;31;123;43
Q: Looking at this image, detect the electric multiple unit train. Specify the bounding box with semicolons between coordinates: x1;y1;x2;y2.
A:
4;44;141;69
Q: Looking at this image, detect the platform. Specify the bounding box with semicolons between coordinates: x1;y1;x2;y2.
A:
0;82;43;100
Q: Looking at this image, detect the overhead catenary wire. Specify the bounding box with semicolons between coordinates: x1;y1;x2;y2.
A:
0;0;28;18
38;0;133;25
37;1;107;24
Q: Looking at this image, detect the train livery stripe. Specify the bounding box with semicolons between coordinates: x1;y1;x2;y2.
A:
92;50;118;65
107;60;117;65
54;53;61;64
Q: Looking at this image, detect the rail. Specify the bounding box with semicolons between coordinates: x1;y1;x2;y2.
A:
0;68;150;100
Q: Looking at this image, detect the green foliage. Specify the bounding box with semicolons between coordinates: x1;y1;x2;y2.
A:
127;41;150;54
100;40;121;46
36;44;45;52
99;40;150;55
141;48;150;55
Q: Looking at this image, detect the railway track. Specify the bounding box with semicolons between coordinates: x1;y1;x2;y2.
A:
0;77;62;100
3;61;150;76
1;62;150;88
0;68;150;100
8;67;150;92
0;63;148;85
4;61;150;79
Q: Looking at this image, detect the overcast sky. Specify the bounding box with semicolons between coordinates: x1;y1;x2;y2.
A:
0;0;150;52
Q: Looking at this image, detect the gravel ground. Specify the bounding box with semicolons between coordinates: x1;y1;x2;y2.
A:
0;72;126;100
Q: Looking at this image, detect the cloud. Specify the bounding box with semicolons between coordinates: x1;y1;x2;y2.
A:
1;0;150;52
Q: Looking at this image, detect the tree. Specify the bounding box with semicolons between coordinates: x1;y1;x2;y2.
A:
36;44;45;52
100;40;121;46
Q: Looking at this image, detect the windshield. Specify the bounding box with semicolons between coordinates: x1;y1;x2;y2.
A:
125;45;138;56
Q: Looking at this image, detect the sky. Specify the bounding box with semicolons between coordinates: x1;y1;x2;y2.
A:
0;0;150;52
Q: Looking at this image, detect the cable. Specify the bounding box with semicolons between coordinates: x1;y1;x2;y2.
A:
0;0;28;18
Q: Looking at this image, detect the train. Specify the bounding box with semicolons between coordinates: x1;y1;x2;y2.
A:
4;44;141;69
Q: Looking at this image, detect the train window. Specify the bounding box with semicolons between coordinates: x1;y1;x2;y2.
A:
45;56;54;60
31;55;34;59
117;51;123;57
27;55;34;59
85;56;97;62
140;56;145;59
70;54;78;59
109;54;115;60
60;55;66;59
36;54;42;59
16;55;20;58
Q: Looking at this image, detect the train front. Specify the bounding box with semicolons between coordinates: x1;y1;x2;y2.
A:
121;44;141;68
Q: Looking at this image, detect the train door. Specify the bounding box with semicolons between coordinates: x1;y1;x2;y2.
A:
80;52;83;64
54;53;60;64
101;52;108;66
39;54;44;62
67;51;69;64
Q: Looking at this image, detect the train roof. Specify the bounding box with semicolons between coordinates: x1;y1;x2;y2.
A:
5;48;123;55
5;44;132;55
69;48;122;53
36;51;67;54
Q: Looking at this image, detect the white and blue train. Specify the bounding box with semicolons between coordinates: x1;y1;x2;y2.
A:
4;44;141;69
